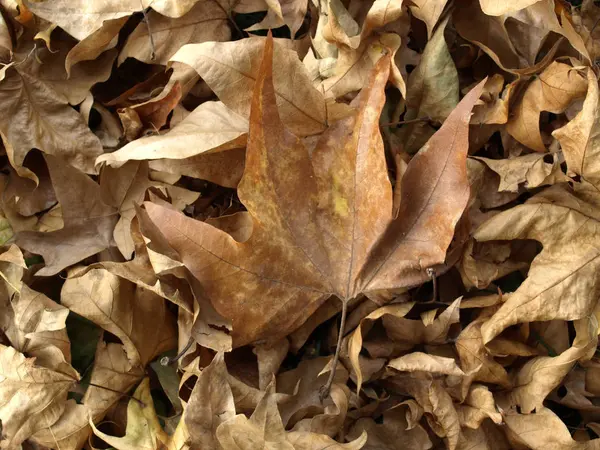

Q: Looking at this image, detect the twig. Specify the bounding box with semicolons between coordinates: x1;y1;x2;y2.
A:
380;117;431;127
79;381;145;407
427;267;437;302
320;299;348;401
139;1;155;61
161;337;194;366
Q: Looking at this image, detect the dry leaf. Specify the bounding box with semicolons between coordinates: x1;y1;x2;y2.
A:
145;36;485;346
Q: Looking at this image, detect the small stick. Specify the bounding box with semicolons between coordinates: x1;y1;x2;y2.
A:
161;337;194;366
139;1;156;61
427;267;437;302
380;117;431;127
80;381;145;407
320;299;348;401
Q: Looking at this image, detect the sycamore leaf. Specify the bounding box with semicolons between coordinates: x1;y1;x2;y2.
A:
507;62;587;152
0;344;79;448
60;268;177;366
456;384;502;429
90;378;189;450
118;0;231;65
247;0;309;36
145;36;485;346
475;184;600;344
16;155;118;276
169;37;352;136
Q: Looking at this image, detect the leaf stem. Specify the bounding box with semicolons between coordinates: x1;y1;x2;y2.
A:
380;117;431;127
160;337;194;366
320;299;348;401
139;1;155;61
80;381;145;407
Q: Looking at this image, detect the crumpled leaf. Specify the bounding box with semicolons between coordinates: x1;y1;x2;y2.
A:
506;62;587;152
504;316;598;413
145;36;485;346
475;184;600;344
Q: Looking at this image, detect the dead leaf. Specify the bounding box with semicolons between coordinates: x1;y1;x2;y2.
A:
506;62;587;152
17;155;118;276
145;37;485;347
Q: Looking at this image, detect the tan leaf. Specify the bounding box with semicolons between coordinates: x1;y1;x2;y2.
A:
455;314;511;388
506;62;587;152
0;65;103;174
215;380;366;449
475;184;600;344
184;352;236;449
61;268;177;366
480;0;548;17
348;302;415;392
247;0;309;36
119;1;230;65
169;37;352;136
145;36;485;346
16;155;118;276
24;0;212;40
32;342;145;450
456;384;502;429
502;405;600;449
389;353;465;376
504;316;598;413
97;101;248;188
553;68;600;188
0;344;78;448
409;0;448;37
346;406;433;450
473;153;569;193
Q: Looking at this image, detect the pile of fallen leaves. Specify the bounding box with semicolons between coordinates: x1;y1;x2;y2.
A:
4;0;600;448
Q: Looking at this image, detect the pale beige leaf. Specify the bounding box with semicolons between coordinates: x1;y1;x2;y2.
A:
409;0;448;37
0;344;78;449
389;353;465;376
475;185;600;343
553;68;600;188
97;101;248;174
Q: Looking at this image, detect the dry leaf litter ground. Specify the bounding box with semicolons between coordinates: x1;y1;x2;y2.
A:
2;0;600;449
